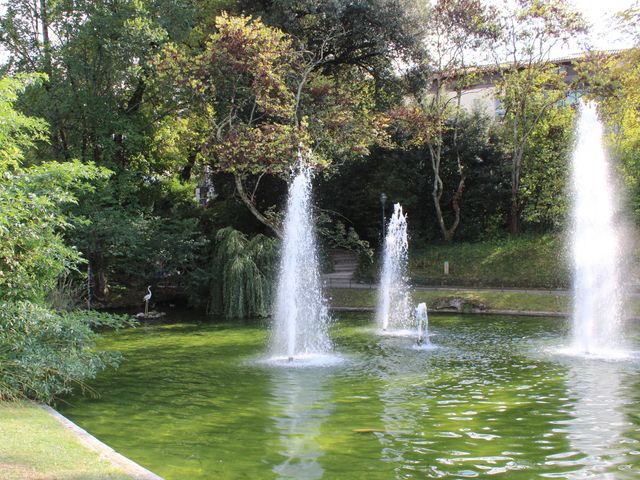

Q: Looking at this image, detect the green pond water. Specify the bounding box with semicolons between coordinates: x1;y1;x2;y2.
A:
59;313;640;479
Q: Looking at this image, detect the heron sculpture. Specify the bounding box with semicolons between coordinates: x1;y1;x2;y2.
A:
143;285;152;315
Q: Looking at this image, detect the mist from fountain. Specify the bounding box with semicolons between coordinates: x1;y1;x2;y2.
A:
569;102;625;358
270;161;332;363
376;203;413;333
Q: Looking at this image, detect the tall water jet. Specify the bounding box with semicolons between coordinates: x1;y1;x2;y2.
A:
376;204;413;332
569;102;624;356
271;162;331;361
415;303;429;346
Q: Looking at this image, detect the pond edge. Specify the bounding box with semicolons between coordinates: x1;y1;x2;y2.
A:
40;403;164;480
330;306;567;317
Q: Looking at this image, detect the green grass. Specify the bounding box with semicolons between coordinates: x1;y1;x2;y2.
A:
328;287;570;313
410;234;570;288
0;401;132;480
329;287;640;316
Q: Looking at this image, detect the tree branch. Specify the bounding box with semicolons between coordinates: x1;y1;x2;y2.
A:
234;174;283;239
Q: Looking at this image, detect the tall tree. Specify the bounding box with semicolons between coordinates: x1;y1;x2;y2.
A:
157;14;383;237
239;0;425;75
389;0;497;241
575;4;640;218
0;0;191;166
488;0;586;235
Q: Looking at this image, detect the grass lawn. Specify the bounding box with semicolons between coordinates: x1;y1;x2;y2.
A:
329;287;640;316
0;401;132;480
409;234;570;288
328;287;569;313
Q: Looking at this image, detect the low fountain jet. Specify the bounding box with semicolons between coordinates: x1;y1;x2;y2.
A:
415;303;429;346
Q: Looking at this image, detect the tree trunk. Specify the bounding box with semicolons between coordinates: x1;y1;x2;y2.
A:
509;149;524;236
93;265;109;300
40;0;52;77
429;150;464;243
181;151;197;181
234;174;283;239
433;177;465;243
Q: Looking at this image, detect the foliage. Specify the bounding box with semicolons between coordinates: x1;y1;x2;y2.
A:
241;0;425;70
0;302;134;403
0;0;193;167
156;14;384;235
318;111;510;244
316;145;426;243
0;75;110;302
0;74;135;403
69;190;208;299
316;213;374;275
0;75;48;166
0;160;110;303
317;214;372;254
519;106;575;230
489;0;587;235
1;1;216;303
440;110;511;240
387;0;499;241
209;227;279;318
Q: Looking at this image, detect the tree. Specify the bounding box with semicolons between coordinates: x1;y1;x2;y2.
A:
0;75;109;302
575;4;640;218
518;105;575;230
0;75;132;403
157;14;383;237
488;0;586;235
239;0;425;86
208;227;278;318
0;0;189;166
388;0;497;241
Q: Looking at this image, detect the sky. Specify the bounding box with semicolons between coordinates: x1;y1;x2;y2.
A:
0;0;637;65
570;0;637;53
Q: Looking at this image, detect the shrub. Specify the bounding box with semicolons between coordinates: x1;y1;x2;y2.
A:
0;302;134;403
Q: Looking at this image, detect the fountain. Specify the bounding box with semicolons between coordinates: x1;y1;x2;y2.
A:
569;102;625;357
415;303;429;346
376;203;413;332
270;161;332;363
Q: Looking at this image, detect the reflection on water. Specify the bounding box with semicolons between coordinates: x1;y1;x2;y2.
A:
557;358;639;479
268;368;332;479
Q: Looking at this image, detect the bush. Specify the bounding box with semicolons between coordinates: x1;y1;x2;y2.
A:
0;302;134;403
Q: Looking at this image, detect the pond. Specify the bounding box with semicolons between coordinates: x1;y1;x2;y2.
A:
59;312;640;479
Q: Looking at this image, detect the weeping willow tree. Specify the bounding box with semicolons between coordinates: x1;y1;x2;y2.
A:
209;228;279;318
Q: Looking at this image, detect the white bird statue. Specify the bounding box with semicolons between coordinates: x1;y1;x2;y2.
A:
143;285;152;315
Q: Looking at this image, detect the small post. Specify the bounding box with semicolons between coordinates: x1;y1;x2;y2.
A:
444;261;449;275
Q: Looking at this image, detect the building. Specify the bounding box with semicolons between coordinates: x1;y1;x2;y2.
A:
440;52;620;118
